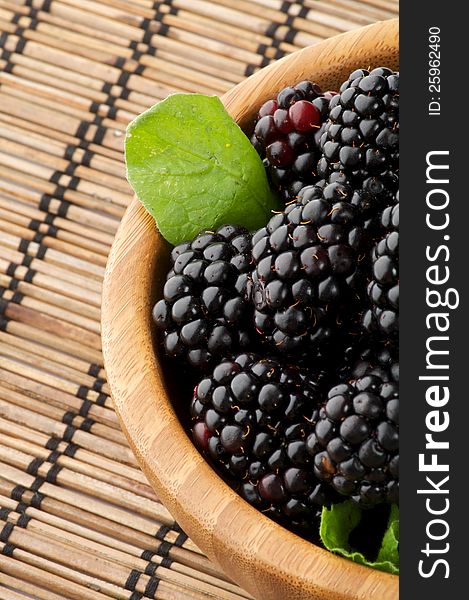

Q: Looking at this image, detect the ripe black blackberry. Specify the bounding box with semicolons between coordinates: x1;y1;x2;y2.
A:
346;339;399;384
152;225;254;370
363;192;399;338
307;365;399;507
191;353;338;536
251;181;383;358
250;80;336;202
318;67;399;206
337;334;399;388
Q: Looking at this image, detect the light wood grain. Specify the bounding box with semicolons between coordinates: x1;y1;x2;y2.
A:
102;19;399;600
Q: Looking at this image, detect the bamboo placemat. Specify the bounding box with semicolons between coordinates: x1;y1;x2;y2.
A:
0;1;398;598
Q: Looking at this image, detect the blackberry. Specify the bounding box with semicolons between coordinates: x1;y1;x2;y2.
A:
191;353;338;536
307;365;399;507
346;340;399;384
251;181;382;358
318;67;399;205
251;81;336;202
363;193;399;338
152;225;254;370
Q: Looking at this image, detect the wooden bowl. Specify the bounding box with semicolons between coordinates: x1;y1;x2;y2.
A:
102;19;399;600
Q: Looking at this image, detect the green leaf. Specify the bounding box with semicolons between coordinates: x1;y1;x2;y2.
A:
376;504;399;566
125;93;279;245
320;502;399;575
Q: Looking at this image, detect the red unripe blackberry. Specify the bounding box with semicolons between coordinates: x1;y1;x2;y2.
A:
251;81;334;202
289;100;321;132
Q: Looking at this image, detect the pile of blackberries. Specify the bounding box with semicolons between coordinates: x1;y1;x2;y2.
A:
153;68;399;540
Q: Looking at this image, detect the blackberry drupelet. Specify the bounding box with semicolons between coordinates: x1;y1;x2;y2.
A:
347;339;399;384
251;181;383;358
191;353;338;536
152;225;254;370
251;81;336;202
363;192;399;338
307;365;399;507
318;67;399;206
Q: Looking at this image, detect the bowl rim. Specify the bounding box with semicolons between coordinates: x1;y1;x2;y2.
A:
102;18;399;600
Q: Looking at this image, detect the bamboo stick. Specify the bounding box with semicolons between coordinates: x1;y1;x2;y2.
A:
1;12;254;81
2;320;104;365
33;18;231;95
303;0;389;23
51;0;143;40
9;57;159;115
0;92;125;154
0;290;101;334
0;387;122;448
0;395;135;464
0;133;128;194
0;476;203;559
0;415;147;485
356;0;399;11
0;571;68;600
0;340;107;388
1;499;242;597
0;461;173;534
0;585;31;600
0;245;102;295
0;508;250;600
0;328;106;382
0;57;150;119
0;390;97;443
0;329;104;377
160;13;298;61
1;22;135;79
0;273;101;321
0;494;243;594
0;24;221;101
0;199;113;258
327;0;397;20
0;142;131;208
0;550;128;600
0;194;115;251
0;444;166;521
0;162;126;220
3;0;296;63
0;260;102;314
0;113;124;181
0;218;107;273
0;227;106;279
0;211;109;267
0;363;118;430
0;302;102;349
0;177;122;233
165;5;298;49
0;74;133;126
47;0;256;74
206;0;352;39
0;110;125;164
0;0;141;45
0;432;155;500
1;25;227;98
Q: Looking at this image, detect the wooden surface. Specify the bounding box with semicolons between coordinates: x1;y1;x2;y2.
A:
0;1;398;598
102;19;399;600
